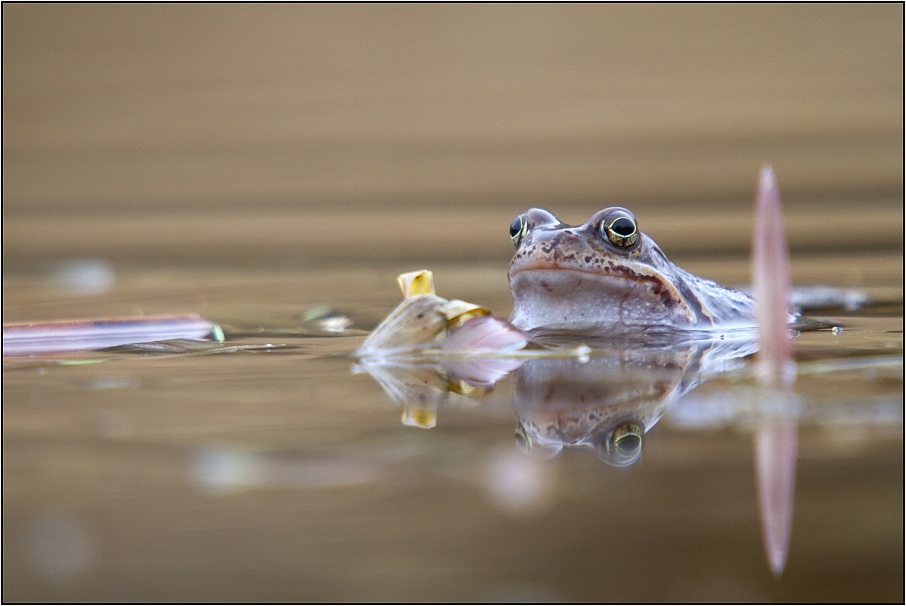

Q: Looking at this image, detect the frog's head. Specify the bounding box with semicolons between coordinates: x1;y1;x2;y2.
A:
507;207;710;332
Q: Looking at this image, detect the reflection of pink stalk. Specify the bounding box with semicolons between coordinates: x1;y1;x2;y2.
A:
752;165;797;576
755;414;797;576
2;314;218;356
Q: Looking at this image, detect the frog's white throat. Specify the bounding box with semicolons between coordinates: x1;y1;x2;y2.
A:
508;267;698;332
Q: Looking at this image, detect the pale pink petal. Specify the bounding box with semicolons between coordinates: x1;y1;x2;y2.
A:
441;315;530;352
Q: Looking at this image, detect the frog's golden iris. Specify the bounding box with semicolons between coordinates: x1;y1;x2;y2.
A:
599;210;639;249
509;213;529;247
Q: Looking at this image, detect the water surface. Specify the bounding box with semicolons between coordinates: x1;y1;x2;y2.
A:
3;224;902;601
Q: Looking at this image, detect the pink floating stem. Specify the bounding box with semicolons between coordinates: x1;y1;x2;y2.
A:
2;314;218;356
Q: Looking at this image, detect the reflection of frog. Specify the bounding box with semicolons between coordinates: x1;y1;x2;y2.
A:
512;335;758;466
354;270;759;464
508;208;756;331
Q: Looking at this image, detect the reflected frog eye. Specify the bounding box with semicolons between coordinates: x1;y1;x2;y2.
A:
592;420;643;466
599;212;639;248
514;423;531;453
509;214;529;247
515;424;563;459
608;421;643;465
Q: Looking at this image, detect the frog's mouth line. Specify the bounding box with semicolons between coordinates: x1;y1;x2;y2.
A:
509;266;662;292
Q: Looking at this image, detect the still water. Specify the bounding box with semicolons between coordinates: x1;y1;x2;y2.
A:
2;208;902;601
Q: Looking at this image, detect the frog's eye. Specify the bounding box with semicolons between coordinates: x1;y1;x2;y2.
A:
599;212;639;248
509;213;529;247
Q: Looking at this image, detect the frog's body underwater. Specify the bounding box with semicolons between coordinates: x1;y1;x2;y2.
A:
508;207;757;333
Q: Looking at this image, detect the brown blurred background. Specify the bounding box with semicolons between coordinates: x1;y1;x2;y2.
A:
2;3;903;269
2;6;903;602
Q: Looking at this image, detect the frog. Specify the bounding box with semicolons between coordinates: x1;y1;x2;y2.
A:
507;207;757;332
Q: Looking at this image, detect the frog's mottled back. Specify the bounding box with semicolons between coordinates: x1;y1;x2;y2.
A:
507;207;756;332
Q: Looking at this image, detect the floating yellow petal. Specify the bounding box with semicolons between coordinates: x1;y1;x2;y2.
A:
398;270;435;298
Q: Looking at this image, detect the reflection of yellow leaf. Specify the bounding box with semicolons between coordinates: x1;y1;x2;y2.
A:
401;406;437;429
